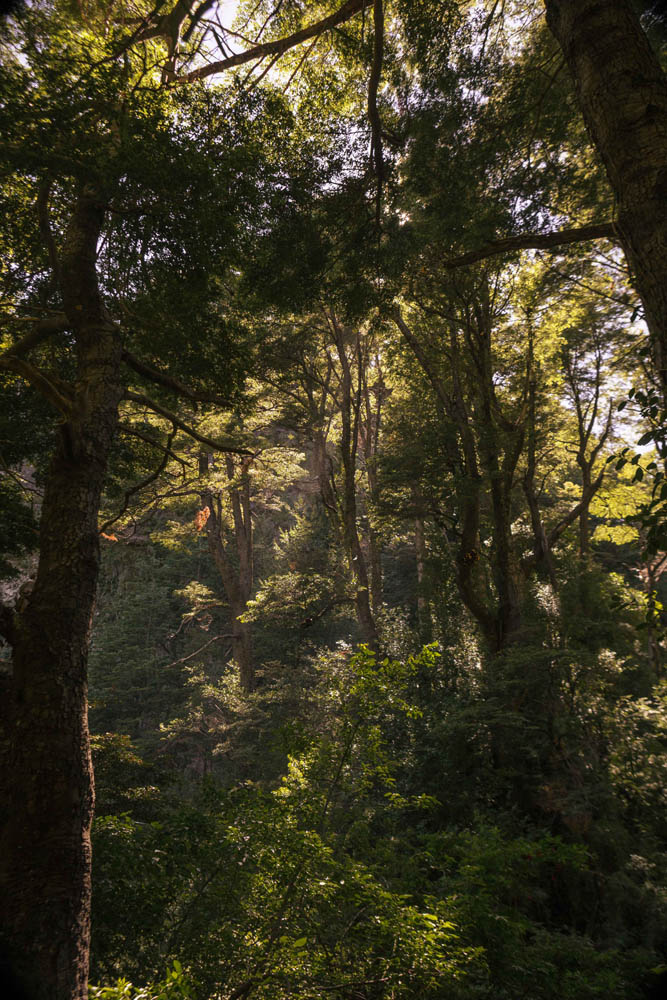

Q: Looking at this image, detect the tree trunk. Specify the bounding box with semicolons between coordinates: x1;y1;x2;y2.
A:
544;0;667;401
413;496;433;646
231;606;254;694
361;365;384;617
330;317;379;651
203;468;256;693
0;187;122;1000
312;430;337;516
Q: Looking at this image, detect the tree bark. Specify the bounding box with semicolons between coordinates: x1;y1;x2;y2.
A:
412;487;433;646
330;317;379;651
361;363;384;617
0;187;122;1000
203;459;256;693
544;0;667;401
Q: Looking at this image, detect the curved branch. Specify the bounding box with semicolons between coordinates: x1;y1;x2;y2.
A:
0;355;74;417
36;178;61;282
367;0;384;222
444;222;618;270
163;633;234;670
0;314;68;360
100;427;179;534
124;391;252;454
121;349;233;407
178;0;365;81
118;424;188;469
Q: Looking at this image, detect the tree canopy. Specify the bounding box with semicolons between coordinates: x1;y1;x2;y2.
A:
0;2;666;1000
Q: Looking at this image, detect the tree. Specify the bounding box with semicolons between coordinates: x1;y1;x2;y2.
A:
542;0;667;403
0;1;375;995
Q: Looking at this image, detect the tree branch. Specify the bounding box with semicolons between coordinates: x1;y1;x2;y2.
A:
121;349;233;407
36;178;61;281
299;596;355;629
546;472;605;551
177;0;365;81
0;314;68;360
444;222;618;270
367;0;384;223
163;633;234;669
99;427;179;534
390;307;446;405
118;424;188;469
124;391;252;454
0;355;74;417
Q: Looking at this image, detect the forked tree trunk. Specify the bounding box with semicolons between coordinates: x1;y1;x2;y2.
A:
545;0;667;401
0;188;122;1000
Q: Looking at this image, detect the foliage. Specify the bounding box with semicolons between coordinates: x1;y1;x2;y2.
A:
1;1;666;998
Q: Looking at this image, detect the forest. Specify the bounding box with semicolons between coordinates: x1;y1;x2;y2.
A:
0;1;666;999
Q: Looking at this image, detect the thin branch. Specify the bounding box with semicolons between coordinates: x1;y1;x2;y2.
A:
0;356;74;417
121;349;233;407
124;391;253;455
299;597;355;629
0;314;68;359
163;633;234;669
178;0;365;81
36;178;61;281
167;602;226;641
243;49;283;91
546;472;604;550
99;427;178;533
367;0;384;224
444;222;618;270
281;32;320;91
390;306;449;410
118;424;188;470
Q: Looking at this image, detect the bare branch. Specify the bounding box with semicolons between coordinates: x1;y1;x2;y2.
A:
299;597;355;629
118;424;188;469
444;222;618;270
0;355;74;417
0;314;68;360
100;427;179;534
121;349;233;407
124;391;252;454
163;633;234;669
367;0;384;223
177;0;365;82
